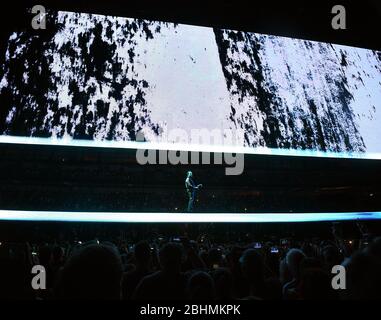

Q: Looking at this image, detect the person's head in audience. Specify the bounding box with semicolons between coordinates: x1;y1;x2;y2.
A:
55;243;123;299
159;242;184;274
240;249;265;298
208;248;223;269
344;244;381;299
227;246;244;271
187;271;215;300
134;241;152;270
285;248;306;281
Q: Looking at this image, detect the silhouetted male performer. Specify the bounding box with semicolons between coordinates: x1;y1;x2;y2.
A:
185;171;202;212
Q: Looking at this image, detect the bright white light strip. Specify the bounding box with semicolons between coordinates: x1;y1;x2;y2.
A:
1;135;381;160
0;210;380;223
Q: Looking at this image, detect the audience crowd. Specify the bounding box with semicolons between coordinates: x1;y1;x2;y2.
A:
1;226;381;300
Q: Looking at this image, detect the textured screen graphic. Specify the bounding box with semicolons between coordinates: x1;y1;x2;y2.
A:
0;10;380;157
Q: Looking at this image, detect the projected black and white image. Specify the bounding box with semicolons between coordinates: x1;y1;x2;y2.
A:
0;10;380;156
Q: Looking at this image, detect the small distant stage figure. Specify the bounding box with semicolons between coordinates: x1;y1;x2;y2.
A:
185;171;203;213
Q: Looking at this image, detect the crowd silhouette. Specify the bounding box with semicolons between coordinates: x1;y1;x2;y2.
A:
1;227;381;300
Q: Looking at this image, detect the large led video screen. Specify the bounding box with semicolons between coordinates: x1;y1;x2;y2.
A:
0;10;380;159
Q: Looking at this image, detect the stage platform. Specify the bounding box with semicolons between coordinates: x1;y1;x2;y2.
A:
0;210;380;223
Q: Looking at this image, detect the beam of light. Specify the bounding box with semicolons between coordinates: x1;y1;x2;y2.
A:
0;210;380;223
1;135;381;160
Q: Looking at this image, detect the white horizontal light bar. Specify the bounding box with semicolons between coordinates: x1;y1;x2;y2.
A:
0;210;380;223
1;135;381;160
